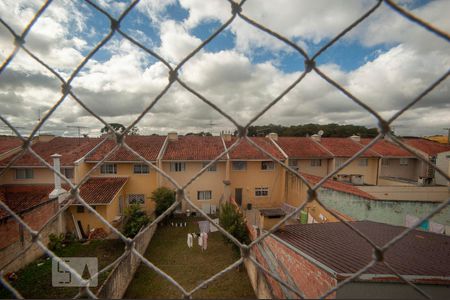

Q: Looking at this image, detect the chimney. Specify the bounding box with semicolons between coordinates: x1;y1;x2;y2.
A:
221;131;232;142
267;132;278;141
350;135;361;142
168;132;178;141
311;134;321;142
49;153;67;201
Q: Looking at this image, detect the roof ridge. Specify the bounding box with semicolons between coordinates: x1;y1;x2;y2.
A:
309;137;335;156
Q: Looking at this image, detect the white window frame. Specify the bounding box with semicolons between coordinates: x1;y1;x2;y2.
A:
261;161;275;171
358;158;369;167
127;194;145;205
170;162;186;172
399;158;409;166
311;159;322;167
101;163;117;174
197;190;212;200
15;168;34;179
288;159;298;167
202;162;217;172
232;161;247;171
134;164;150;174
381;159;390;166
255;187;269;197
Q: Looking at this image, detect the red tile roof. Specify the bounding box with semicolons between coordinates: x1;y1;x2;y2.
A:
225;137;285;160
0;137;100;167
315;137;380;157
0;184;54;219
275;221;450;279
300;172;376;199
163;136;226;160
275;137;332;158
403;138;450;156
85;135;166;162
76;177;128;205
358;138;414;157
0;136;22;155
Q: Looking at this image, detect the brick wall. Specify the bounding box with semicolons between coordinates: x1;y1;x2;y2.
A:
0;200;60;272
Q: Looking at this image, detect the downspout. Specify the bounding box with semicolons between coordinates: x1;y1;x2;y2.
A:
157;136;169;187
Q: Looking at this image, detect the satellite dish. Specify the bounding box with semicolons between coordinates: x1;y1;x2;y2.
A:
318;130;324;136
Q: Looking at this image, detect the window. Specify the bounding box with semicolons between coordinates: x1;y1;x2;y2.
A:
134;164;149;174
101;163;117;174
261;161;274;170
202;162;217;172
127;194;145;205
382;159;390;166
76;206;84;213
197;190;212;200
400;158;409;166
335;158;345;168
288;159;298;167
62;168;74;179
15;168;33;179
255;187;269;197
170;162;186;172
232;161;247;171
311;159;322;167
358;158;369;167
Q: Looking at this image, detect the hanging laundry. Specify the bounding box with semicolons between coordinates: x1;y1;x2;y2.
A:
429;221;444;234
187;233;193;248
405;214;419;228
198;233;203;248
202;232;208;251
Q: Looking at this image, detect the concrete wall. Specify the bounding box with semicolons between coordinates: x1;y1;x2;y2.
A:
359;186;449;201
318;188;450;228
0;199;60;273
0;168;54;184
161;161;226;212
337;281;450;299
435;151;450;186
230;161;285;209
96;224;157;299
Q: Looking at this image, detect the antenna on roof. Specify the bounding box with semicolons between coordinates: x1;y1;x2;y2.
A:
318;130;324;136
208;120;217;136
67;125;88;144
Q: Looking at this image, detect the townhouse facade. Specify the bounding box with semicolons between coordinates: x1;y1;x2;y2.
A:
1;133;449;237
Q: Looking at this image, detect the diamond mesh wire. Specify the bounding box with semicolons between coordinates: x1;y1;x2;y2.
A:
0;0;449;299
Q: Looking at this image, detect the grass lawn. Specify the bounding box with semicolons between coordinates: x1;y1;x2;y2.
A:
125;217;255;299
0;239;124;299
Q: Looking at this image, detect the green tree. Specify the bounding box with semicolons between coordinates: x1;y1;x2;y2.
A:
151;187;176;216
219;202;250;250
101;123;126;134
123;204;150;238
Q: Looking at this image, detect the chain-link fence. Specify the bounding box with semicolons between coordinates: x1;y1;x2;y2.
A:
0;0;449;298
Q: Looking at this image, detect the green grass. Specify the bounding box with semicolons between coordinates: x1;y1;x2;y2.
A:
0;239;124;299
125;217;255;299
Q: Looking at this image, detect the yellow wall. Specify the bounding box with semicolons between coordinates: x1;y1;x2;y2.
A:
297;159;330;177
333;158;379;185
229;160;285;209
88;162;158;214
161;161;226;212
1;168;55;185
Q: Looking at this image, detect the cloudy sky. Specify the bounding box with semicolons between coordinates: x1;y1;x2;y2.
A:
0;0;449;137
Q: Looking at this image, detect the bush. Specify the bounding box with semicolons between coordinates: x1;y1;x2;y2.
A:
48;233;65;251
219;202;250;249
151;187;176;216
123;204;150;238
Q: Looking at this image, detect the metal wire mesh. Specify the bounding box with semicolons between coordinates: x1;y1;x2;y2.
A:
0;0;449;299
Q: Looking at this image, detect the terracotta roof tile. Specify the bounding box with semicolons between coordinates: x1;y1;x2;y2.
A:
276;137;332;158
225;137;285;160
0;184;53;219
163;136;225;160
0;137;100;167
85;135;166;162
76;177;128;205
403;138;450;156
300;172;376;199
316;137;380;157
0;136;22;155
275;221;450;279
359;138;414;157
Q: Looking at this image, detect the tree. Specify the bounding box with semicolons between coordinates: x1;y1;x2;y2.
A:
101;123;126;134
130;126;140;135
151;187;176;216
123;204;150;238
219;202;250;250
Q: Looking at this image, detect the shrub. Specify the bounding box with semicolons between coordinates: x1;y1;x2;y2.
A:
123;204;150;238
151;187;176;216
219;202;250;249
48;233;65;251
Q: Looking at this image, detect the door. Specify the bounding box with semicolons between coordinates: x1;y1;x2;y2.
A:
235;188;243;206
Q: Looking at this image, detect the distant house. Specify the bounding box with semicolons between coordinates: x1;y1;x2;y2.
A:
250;221;450;299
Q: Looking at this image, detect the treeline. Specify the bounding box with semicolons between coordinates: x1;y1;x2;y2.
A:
246;123;379;137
